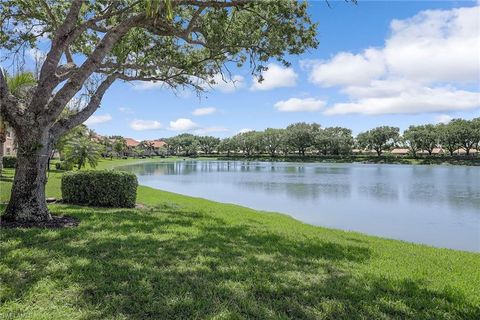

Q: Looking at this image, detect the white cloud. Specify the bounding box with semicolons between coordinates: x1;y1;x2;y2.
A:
251;63;298;91
324;84;480;115
130;119;162;131
434;114;454;124
168;118;198;131
307;49;385;87
274;98;326;112
304;5;480;115
194;126;229;135
238;128;254;134
384;7;480;83
85;114;112;125
192;107;217;116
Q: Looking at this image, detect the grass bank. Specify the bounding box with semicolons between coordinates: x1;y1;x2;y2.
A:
216;154;480;166
1;158;479;319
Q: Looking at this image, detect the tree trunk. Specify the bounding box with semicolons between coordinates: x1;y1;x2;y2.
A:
2;128;52;222
0;140;3;175
0;116;5;175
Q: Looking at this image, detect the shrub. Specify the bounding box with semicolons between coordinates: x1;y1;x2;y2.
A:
55;161;74;171
2;156;16;168
61;170;138;208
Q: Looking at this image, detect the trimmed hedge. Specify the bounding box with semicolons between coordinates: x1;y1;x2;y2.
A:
2;156;16;168
55;161;74;171
61;170;138;208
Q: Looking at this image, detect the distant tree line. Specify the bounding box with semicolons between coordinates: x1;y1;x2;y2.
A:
48;117;480;168
162;118;480;157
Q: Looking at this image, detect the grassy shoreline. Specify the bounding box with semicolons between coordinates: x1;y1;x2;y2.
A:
214;154;480;166
1;158;479;319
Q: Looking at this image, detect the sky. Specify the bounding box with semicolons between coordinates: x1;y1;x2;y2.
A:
8;1;480;140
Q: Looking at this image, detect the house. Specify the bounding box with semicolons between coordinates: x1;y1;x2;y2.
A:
140;139;168;156
149;140;167;150
431;147;444;155
0;122;16;156
390;148;410;156
418;148;444;155
453;148;478;156
125;138;140;149
352;148;376;155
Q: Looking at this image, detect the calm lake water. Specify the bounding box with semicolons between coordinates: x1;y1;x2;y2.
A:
118;161;480;252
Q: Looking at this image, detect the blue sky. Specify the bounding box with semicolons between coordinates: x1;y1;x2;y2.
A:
10;1;480;140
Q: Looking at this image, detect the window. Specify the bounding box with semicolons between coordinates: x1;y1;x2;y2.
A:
6;147;11;155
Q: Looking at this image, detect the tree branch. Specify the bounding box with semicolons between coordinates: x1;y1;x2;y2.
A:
0;68;22;127
45;14;146;123
30;0;84;113
51;74;118;139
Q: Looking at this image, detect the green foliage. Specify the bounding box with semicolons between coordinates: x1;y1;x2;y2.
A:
314;127;353;156
0;158;479;319
231;131;260;156
61;170;138;208
166;134;199;156
261;128;285;157
55;161;74;171
1;1;318;92
217;137;236;156
403;125;439;156
357;126;400;156
64;136;103;170
2;155;16;168
437;118;480;156
112;138;127;157
285;123;320;156
5;71;36;98
450;119;478;155
55;124;89;157
197;136;220;155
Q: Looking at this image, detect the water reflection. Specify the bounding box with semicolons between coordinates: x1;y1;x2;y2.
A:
118;161;480;252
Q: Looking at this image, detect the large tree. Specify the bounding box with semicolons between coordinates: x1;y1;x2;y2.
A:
450;119;477;156
357;126;399;157
0;0;317;222
286;122;320;156
197;135;220;155
262;128;285;157
0;72;36;174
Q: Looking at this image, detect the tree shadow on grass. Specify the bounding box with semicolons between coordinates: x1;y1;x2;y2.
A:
0;205;479;319
0;175;13;183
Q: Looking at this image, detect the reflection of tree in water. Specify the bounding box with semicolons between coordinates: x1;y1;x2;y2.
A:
120;161;479;211
358;183;399;202
314;166;351;175
406;181;480;211
236;181;351;200
403;165;480;210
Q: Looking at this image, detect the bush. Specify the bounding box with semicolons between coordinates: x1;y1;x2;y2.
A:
61;170;138;208
55;161;74;171
2;156;16;168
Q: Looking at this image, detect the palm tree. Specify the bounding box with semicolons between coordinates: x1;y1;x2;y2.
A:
64;137;103;170
0;71;36;174
113;138;127;158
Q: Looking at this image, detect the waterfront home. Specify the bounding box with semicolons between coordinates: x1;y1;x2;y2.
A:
0;123;16;156
390;148;410;156
453;148;478;155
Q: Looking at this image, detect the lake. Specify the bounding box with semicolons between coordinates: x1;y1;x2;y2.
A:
118;160;480;252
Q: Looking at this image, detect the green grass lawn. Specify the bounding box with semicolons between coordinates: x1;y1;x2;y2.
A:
1;158;479;319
